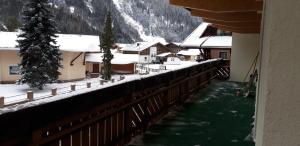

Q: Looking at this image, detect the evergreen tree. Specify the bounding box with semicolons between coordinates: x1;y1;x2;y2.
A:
5;16;21;31
100;11;114;80
17;0;62;89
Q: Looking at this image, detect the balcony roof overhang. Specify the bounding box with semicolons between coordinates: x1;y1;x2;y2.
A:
170;0;263;33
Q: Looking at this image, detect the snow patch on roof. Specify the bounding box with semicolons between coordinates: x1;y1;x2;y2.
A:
202;36;232;48
121;41;162;52
0;31;100;52
86;52;139;64
181;23;211;47
85;53;103;63
157;52;171;57
177;49;201;56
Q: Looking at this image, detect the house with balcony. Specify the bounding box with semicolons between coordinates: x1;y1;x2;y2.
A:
121;42;170;64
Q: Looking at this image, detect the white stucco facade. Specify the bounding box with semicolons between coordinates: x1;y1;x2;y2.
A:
255;0;300;146
230;33;260;82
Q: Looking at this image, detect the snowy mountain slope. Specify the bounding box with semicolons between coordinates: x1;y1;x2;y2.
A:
0;0;201;43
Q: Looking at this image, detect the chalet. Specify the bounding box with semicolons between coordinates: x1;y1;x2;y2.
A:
177;49;202;61
163;54;181;65
0;31;100;84
85;52;138;75
121;42;170;64
164;42;183;54
181;23;232;61
85;53;103;78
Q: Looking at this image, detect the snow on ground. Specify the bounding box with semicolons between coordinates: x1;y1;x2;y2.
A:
0;32;100;52
112;0;166;43
0;59;219;115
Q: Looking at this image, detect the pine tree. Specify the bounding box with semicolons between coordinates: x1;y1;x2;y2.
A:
100;11;114;80
5;16;21;32
17;0;62;89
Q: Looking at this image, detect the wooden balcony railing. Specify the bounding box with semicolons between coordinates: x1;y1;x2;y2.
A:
0;60;222;146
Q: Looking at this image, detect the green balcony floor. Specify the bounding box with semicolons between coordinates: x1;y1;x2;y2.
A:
129;81;255;146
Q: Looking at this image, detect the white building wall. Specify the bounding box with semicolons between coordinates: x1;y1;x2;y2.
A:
255;0;300;146
230;33;260;82
138;55;150;64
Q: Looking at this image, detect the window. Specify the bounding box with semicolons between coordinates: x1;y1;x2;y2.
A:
9;65;21;75
219;52;228;59
144;57;148;61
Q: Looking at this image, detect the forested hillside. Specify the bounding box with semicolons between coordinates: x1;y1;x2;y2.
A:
0;0;201;43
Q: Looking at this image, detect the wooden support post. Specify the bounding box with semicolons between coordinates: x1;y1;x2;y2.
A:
120;75;125;80
111;79;115;83
87;82;91;88
27;91;33;101
0;97;4;107
100;80;104;85
51;88;57;96
71;85;76;91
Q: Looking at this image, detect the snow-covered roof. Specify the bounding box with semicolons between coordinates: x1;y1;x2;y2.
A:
121;41;162;52
181;36;232;48
177;49;201;56
157;52;172;57
56;34;100;52
85;53;103;63
181;23;211;47
85;53;139;64
201;36;232;48
166;42;181;46
111;53;139;64
115;43;131;48
0;31;100;52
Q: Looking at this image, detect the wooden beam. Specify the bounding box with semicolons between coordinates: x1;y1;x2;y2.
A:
191;9;262;22
170;0;263;12
212;24;260;33
203;18;261;28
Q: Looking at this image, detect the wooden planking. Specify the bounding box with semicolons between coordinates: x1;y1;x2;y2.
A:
98;121;105;146
169;0;262;33
90;124;98;146
203;18;261;28
45;141;59;146
112;114;118;141
212;24;260;33
105;118;112;145
191;10;262;21
82;127;89;146
72;131;81;146
61;136;71;146
170;0;263;12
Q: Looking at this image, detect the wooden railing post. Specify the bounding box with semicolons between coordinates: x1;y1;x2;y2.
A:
51;88;57;96
27;91;33;101
0;97;4;107
87;82;91;88
71;85;76;91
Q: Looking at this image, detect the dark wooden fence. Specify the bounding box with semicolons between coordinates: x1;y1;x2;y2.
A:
0;60;223;146
216;60;230;80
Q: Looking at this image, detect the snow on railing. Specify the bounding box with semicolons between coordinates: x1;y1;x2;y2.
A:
0;76;126;108
0;59;221;110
